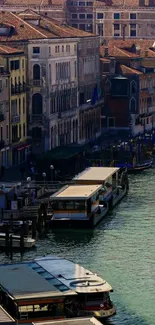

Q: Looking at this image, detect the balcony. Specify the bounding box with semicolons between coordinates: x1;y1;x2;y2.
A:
33;80;41;87
11;115;20;123
31;114;44;123
11;83;27;95
0;140;5;150
0;113;5;122
12;137;20;144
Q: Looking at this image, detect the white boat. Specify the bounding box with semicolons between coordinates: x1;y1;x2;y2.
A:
50;167;129;228
0;255;116;323
0;233;36;248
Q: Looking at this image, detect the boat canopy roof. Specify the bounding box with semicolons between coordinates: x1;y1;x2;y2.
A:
0;256;112;300
32;317;102;325
50;185;102;200
73;167;119;182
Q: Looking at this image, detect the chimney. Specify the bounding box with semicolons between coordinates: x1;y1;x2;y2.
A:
104;46;109;57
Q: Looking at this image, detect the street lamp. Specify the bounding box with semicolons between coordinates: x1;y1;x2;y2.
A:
50;165;54;182
27;177;31;205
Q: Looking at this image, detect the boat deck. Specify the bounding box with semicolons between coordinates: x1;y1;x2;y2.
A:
32;317;103;325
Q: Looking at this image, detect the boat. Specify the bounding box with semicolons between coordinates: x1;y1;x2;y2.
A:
0;232;36;248
50;167;129;228
115;159;153;173
0;255;116;323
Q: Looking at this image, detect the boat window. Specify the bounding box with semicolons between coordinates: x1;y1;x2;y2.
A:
34;304;48;312
19;305;34;312
53;200;85;211
86;293;105;301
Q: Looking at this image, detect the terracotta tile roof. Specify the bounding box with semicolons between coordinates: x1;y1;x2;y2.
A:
0;11;94;42
95;0;140;7
100;45;139;58
100;57;110;62
120;64;143;75
107;39;155;51
0;45;24;54
4;0;64;5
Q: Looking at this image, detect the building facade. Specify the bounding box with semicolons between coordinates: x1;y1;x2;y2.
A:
0;52;10;168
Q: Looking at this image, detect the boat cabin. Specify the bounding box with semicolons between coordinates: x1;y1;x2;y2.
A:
0;256;115;323
50;185;102;220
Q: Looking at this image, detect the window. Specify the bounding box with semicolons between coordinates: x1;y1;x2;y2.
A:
114;23;120;36
70;1;78;5
130;24;136;37
79;14;85;19
130;13;136;19
97;12;104;19
55;46;60;53
6;79;8;87
10;60;20;70
49;47;51;55
97;23;103;36
0;80;2;92
87;14;92;19
114;13;120;19
74;44;77;52
6;125;9;139
22;59;25;69
72;24;78;28
19;124;21;138
86;1;93;5
79;1;85;5
79;24;85;30
131;81;137;94
19;98;21;115
74;61;77;77
66;45;70;53
0;126;3;140
23;98;25;114
86;24;92;32
33;47;40;54
23;123;25;137
62;45;64;52
72;14;77;18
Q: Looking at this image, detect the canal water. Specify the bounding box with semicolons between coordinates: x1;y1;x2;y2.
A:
0;169;155;325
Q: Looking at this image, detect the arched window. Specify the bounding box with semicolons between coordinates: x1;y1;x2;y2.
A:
32;93;43;115
105;79;111;93
33;64;40;80
130;81;137;94
130;97;136;113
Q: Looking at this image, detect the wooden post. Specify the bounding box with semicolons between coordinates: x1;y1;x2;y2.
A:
5;226;9;256
9;234;13;260
20;227;24;254
32;219;37;239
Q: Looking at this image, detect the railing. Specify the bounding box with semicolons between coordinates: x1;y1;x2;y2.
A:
31;114;44;123
12;137;20;144
11;83;27;95
11;115;20;123
33;80;42;86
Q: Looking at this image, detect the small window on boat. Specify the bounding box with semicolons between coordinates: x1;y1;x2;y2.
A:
19;305;33;312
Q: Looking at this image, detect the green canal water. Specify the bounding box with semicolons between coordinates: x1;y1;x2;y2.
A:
1;169;155;325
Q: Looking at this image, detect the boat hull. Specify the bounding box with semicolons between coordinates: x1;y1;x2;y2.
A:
78;305;116;318
116;159;153;174
0;235;36;249
50;187;127;229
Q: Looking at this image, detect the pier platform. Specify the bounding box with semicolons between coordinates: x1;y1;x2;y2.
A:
0;305;15;325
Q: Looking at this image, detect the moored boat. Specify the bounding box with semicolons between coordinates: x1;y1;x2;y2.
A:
0;232;36;248
0;255;115;323
50;167;129;228
116;159;153;173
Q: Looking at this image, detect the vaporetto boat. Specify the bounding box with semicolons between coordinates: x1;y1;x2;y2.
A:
0;255;115;323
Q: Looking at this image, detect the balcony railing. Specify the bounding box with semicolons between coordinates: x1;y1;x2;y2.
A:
0;140;5;150
11;115;20;123
33;80;41;86
31;114;44;123
12;137;20;144
11;83;27;95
